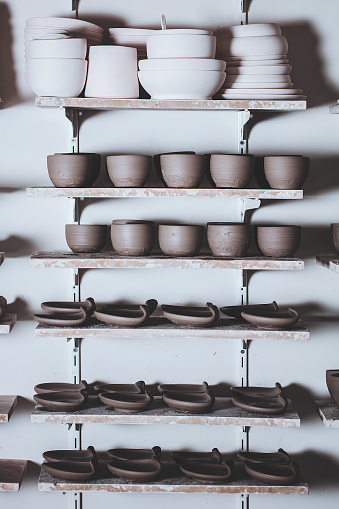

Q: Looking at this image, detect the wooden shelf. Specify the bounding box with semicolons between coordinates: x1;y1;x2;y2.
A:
316;399;339;428
30;252;304;270
0;460;27;492
26;187;304;200
34;316;310;341
38;461;308;495
329;104;339;114
35;97;307;111
0;314;17;335
31;396;300;427
0;396;17;423
0;252;4;266
316;255;339;273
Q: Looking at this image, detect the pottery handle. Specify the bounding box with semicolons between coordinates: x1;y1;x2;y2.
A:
211;447;223;463
152;446;162;460
135;380;146;393
206;302;219;322
80;380;88;390
85;297;96;312
145;299;158;315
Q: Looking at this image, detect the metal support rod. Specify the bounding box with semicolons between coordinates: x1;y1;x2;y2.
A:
68;0;79;18
237;110;251;155
238;0;248;25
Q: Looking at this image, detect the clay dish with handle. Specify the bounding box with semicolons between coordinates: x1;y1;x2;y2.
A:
158;383;207;395
244;460;298;485
107;446;161;462
161;302;219;327
99;390;153;413
230;382;285;400
34;389;88;412
94;299;157;327
35;380;87;394
41;459;97;481
107;458;162;482
237;448;291;465
33;306;89;326
41;297;95;315
220;301;278;321
162;382;215;414
180;460;234;483
171;448;222;465
240;307;300;330
43;446;96;463
94;380;146;394
231;395;288;414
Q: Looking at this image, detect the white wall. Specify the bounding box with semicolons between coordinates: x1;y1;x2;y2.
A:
1;0;339;507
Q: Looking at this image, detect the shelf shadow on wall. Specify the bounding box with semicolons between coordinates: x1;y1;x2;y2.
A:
6;297;34;320
0;2;20;109
23;461;40;487
295;450;339;492
284;382;320;424
0;235;37;258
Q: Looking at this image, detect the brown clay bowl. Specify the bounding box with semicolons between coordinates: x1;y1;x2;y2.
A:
220;301;278;321
158;224;204;256
244;461;298;485
94;381;146;394
65;224;107;253
106;155;152;188
43;446;96;463
154;151;196;186
99;390;153;413
237;448;291;465
210;154;254;188
326;370;339;408
33;389;87;412
180;460;233;483
171;448;222;465
264;155;309;190
107;446;161;462
231;396;287;414
207;222;251;256
163;389;215;414
111;220;155;256
47;153;101;188
107;458;162;482
160;154;207;188
158;383;207;395
94;299;157;326
41;297;95;315
256;225;301;257
33;306;89;326
161;302;219;327
241;307;300;330
331;224;339;254
35;380;87;394
41;460;96;481
230;382;285;400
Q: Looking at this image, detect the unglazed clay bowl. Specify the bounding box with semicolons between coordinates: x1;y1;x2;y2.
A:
41;297;95;315
147;33;216;59
160;154;207;188
35;381;87;394
94;381;146;394
47;153;101;188
331;224;339;254
207;223;251;257
99;390;153;413
65;224;107;253
241;307;300;330
107;458;162;482
111;220;155;256
264;156;310;190
41;460;96;481
180;460;233;483
220;301;278;321
106;155;152;188
326;370;339;409
107;446;161;462
29;57;87;97
244;461;298;485
162;383;215;414
256;225;301;257
210;154;254;188
33;389;87;412
43;446;96;463
171;448;222;465
161;303;219;327
158;224;203;256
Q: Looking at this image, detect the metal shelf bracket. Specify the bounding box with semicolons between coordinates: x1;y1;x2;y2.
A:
237;110;251;154
238;0;248;25
68;0;79;18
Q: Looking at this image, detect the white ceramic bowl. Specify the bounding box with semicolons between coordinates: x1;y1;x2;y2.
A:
151;29;213;35
225;54;287;61
29;38;87;59
218;35;288;58
139;58;226;71
227;58;289;67
227;65;292;75
138;69;226;99
29;58;87;97
225;74;291;83
26;17;103;34
223;82;294;89
147;34;216;59
216;23;282;39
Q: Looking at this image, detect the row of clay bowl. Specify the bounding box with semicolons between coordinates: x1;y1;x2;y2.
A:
47;152;310;190
33;381;288;415
64;222;301;258
40;445;299;485
33;298;300;330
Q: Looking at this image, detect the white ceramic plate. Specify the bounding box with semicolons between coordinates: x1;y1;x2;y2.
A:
26;17;103;34
139;58;226;71
225;74;291;83
215;92;305;100
226;59;289;67
227;65;292;75
218;88;302;95
223;82;294;89
215;24;282;39
225;54;287;61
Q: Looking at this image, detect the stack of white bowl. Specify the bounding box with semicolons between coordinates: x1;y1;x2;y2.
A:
108;28;156;60
214;23;305;100
25;17;103;97
138;29;226;100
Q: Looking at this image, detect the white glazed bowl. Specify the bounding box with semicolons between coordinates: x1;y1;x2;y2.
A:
147;34;216;59
138;69;226;99
216;23;282;39
139;58;226;71
225;74;291;83
29;58;87;97
29;38;87;59
218;35;288;58
227;65;292;75
223;82;294;89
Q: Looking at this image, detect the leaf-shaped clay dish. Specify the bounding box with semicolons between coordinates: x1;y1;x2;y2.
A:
171;448;222;465
34;389;88;412
237;448;291;465
107;458;162;482
107;446;161;462
43;446;96;463
94;381;146;394
41;297;96;315
230;382;285;400
35;380;87;394
161;302;219;327
94;299;157;327
163;382;215;414
41;459;97;481
99;390;153;413
158;383;207;395
240;307;300;330
180;460;234;483
244;460;298;485
220;301;278;320
33;307;88;326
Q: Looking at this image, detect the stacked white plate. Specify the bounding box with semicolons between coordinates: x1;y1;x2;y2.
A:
214;23;305;100
108;28;156;60
25;17;103;83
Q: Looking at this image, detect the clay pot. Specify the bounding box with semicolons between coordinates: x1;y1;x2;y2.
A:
330;224;339;254
158;224;204;256
154;152;196;186
47;153;101;188
160;154;207;188
207;223;251;256
326;370;339;409
106;155;152;188
65;224;107;253
264;156;309;190
210;154;254;188
256;225;301;257
111;220;155;256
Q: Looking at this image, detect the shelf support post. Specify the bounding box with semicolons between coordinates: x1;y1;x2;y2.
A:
67;0;79;18
238;0;248;25
237;110;251;155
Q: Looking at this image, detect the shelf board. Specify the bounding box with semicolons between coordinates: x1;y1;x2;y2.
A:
0;314;17;335
26;187;304;200
316;255;339;273
0;252;4;266
329;104;339;114
316;399;339;428
0;460;27;492
34;316;310;341
35;97;307;111
30;252;304;270
0;396;17;423
31;396;300;427
38;461;308;495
